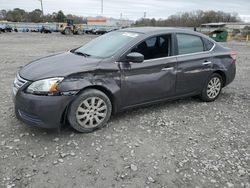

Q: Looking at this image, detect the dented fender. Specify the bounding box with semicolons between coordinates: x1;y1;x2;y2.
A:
57;67;122;113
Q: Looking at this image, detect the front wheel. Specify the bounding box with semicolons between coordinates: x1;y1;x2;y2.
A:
63;28;72;35
199;73;223;102
68;89;112;133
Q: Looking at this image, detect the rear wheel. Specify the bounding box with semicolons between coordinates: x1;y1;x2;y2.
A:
199;73;222;102
68;89;112;133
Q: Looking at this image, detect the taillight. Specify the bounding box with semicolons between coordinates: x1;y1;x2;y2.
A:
230;53;237;62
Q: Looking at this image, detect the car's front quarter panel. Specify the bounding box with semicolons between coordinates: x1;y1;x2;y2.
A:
57;60;122;113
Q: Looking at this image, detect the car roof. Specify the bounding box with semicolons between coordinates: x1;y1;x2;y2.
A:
120;27;199;35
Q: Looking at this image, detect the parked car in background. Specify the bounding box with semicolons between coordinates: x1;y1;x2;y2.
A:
106;28;119;33
0;24;12;32
84;28;96;34
13;27;18;32
13;27;236;133
92;28;108;35
5;25;12;32
40;26;52;34
30;28;40;32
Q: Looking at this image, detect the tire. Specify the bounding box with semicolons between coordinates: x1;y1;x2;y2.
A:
76;29;82;35
199;73;223;102
68;89;112;133
64;28;72;35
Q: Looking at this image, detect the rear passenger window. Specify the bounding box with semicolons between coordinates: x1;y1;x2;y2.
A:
176;34;204;55
203;38;214;51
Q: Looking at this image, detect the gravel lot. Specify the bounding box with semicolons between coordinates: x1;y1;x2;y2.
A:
0;33;249;188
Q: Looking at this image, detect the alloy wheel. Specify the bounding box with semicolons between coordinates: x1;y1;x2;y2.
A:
207;77;221;99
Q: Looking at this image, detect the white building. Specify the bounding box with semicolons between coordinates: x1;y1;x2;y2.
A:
86;17;134;28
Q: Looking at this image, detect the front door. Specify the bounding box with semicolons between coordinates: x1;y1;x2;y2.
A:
119;34;177;108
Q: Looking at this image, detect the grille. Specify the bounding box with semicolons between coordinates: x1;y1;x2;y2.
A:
13;73;28;95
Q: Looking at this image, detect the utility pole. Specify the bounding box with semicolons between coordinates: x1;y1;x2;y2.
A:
101;0;103;15
120;13;123;27
38;0;44;16
144;12;146;18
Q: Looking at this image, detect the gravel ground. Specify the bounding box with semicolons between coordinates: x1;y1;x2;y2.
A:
0;33;249;188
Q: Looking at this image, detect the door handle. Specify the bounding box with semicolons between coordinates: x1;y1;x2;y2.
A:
162;67;174;71
202;61;212;65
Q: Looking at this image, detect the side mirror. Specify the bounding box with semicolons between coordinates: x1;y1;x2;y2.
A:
125;52;144;63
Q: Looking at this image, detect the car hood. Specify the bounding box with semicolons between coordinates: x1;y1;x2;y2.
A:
19;52;101;81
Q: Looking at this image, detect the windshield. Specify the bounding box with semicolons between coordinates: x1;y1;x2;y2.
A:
74;31;140;58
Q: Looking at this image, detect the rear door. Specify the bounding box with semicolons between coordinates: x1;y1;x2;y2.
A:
119;34;177;107
175;33;214;95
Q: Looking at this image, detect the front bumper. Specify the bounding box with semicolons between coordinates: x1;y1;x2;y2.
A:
14;91;75;129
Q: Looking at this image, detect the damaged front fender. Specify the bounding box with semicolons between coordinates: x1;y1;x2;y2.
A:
57;68;122;113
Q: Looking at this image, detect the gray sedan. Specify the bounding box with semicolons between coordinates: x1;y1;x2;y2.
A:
13;27;236;133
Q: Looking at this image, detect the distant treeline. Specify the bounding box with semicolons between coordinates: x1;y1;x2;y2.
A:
133;10;241;27
0;8;85;23
0;9;241;27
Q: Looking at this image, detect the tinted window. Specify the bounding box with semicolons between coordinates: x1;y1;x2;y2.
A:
131;35;171;60
176;34;204;55
203;38;214;51
145;37;157;47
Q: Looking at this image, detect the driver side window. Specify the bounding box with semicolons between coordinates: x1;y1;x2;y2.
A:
131;34;171;60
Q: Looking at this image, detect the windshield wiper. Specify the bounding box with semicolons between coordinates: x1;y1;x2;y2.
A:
72;50;91;57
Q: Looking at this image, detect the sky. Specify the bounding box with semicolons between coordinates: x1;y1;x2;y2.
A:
0;0;250;21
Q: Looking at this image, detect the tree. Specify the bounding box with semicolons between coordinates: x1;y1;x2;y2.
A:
66;14;85;24
133;10;241;27
28;9;42;22
56;10;66;22
6;8;28;22
0;9;7;20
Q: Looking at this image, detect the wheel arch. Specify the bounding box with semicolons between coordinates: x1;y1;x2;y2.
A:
76;85;117;114
213;70;226;87
60;84;117;127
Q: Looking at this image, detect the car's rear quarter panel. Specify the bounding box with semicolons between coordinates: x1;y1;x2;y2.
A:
212;45;236;86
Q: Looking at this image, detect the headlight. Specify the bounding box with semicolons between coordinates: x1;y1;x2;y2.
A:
27;77;64;94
